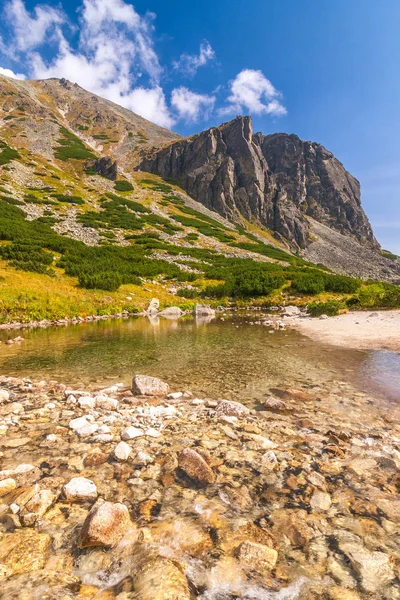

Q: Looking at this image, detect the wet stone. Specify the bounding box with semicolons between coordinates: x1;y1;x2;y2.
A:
177;448;215;485
79;501;134;548
64;477;98;502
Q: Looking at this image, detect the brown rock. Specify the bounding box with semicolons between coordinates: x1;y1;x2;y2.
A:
264;396;289;413
133;555;190;600
215;400;250;418
150;518;213;557
271;509;312;547
132;375;169;397
79;501;134;548
0;529;51;575
178;448;215;485
237;540;278;574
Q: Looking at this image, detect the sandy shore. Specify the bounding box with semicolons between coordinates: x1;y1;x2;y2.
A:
289;309;400;352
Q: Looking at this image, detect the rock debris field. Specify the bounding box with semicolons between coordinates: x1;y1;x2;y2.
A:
0;371;399;599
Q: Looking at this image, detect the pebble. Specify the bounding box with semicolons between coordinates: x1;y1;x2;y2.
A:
121;426;144;440
63;477;98;502
113;441;131;461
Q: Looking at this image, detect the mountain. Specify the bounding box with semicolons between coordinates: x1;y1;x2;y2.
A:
138;114;382;250
0;74;399;324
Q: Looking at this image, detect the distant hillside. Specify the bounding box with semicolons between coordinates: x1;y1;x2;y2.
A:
0;74;399;323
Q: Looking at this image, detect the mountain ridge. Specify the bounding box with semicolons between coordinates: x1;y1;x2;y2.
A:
0;73;399;303
138;115;378;251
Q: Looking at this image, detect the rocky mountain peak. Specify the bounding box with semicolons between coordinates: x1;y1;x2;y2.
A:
138;116;378;251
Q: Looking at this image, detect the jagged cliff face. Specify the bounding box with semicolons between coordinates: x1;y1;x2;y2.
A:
138;116;378;250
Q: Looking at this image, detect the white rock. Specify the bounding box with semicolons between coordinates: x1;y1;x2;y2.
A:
78;397;96;409
121;426;144;441
69;416;89;431
114;441;131;461
145;428;162;438
0;478;17;497
77;424;99;437
135;451;153;465
167;392;183;400
10;503;19;514
310;491;332;512
92;434;114;443
64;477;97;502
0;389;10;403
191;399;204;406
0;425;8;435
95;396;119;411
98;425;111;434
46;434;57;442
45;402;56;410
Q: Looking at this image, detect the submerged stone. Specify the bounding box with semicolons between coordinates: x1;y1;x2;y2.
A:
132;375;169;396
79;501;133;548
178;448;215;485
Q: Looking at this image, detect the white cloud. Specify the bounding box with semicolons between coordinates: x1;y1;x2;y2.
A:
173;41;215;76
26;0;174;126
5;0;65;52
122;86;175;129
221;69;287;117
171;87;215;122
0;2;288;128
0;66;26;80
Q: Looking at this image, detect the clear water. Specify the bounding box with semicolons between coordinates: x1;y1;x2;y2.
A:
0;314;399;403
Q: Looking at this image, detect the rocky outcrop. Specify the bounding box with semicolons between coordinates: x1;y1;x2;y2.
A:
84;156;117;180
138;116;378;250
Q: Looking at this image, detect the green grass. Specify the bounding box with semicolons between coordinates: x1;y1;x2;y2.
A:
115;180;134;192
54;127;96;161
0;140;20;165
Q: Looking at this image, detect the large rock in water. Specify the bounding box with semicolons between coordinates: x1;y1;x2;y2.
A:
79;501;133;548
133;555;190;600
138;116;378;251
178;448;215;485
132;375;169;396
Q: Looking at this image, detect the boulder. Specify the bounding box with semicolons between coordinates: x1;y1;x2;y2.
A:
79;501;133;548
337;534;394;593
158;306;183;318
310;491;332;512
178;448;215;485
237;540;278;574
0;529;51;576
63;477;97;502
132;375;169;396
83;157;118;180
146;298;160;314
0;477;16;497
133;555;190;600
24;489;56;517
194;304;215;316
263;396;288;413
215;400;250;418
121;426;144;440
0;389;10;403
113;441;131;461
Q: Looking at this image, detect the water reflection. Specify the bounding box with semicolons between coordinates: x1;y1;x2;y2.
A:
0;315;399;403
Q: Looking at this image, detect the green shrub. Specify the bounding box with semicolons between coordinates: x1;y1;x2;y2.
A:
177;271;198;282
0;140;20;165
51;194;84;205
291;273;325;295
176;287;199;298
78;272;123;291
307;300;344;317
115;180;134;192
54;127;96;161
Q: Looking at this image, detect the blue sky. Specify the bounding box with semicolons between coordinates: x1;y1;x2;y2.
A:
0;0;399;254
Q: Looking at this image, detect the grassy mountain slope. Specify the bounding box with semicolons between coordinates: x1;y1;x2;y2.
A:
0;74;399;323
